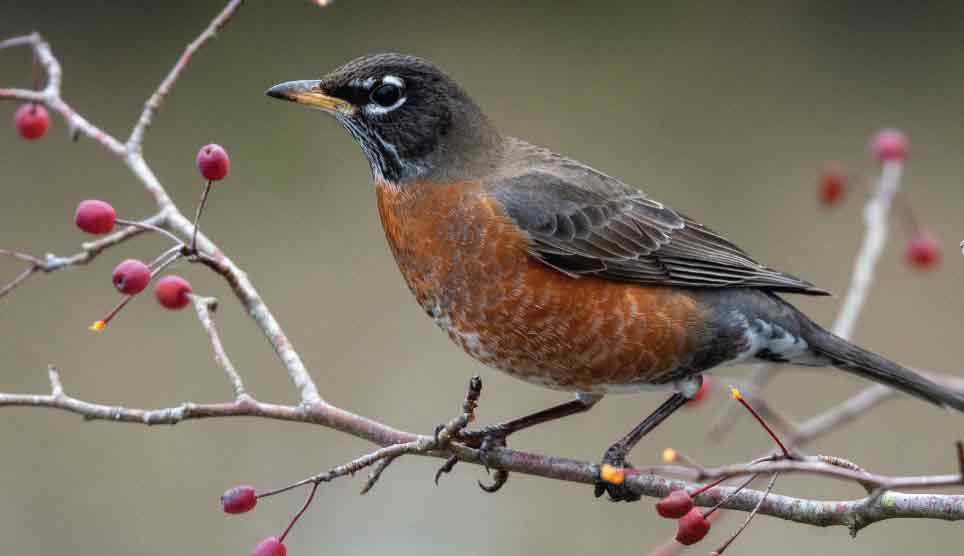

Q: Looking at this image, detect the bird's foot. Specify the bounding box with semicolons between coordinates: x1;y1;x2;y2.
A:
594;444;641;502
446;425;510;492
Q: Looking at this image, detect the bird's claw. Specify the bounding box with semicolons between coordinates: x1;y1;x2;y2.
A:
448;426;511;493
434;455;459;485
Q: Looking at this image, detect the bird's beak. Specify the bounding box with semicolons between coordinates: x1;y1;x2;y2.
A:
265;80;355;115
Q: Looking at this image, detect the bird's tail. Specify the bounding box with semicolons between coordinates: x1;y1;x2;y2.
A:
802;323;964;412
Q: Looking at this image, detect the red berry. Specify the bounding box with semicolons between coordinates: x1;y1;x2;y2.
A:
196;144;230;181
112;259;151;295
14;103;50;140
904;231;940;269
675;508;711;546
656;489;694;519
252;537;286;556
154;275;192;310
818;166;847;206
221;485;257;514
74;200;116;235
870;129;908;162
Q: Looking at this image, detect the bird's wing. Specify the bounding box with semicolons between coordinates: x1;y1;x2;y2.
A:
488;146;829;295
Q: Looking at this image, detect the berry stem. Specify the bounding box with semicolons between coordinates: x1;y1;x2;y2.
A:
711;472;779;555
114;217;183;246
150;247;184;278
90;294;135;331
691;476;729;497
278;480;319;543
704;472;760;518
729;388;790;458
191;180;213;254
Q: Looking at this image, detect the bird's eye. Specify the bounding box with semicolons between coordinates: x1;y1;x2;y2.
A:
370;83;402;107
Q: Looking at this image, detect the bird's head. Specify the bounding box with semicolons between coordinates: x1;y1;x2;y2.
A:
266;53;501;187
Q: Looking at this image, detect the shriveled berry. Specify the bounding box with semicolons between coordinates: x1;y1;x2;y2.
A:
196;144;230;181
154;275;192;310
656;489;694;519
14;103;50;140
818;166;847;206
112;259;151;295
904;231;940;269
675;507;711;545
221;485;257;514
252;537;286;556
74;200;116;235
870;129;908;162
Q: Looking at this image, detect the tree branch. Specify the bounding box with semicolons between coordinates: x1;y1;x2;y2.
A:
1;1;960;545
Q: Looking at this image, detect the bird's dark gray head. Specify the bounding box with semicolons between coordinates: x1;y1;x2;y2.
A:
267;53;501;186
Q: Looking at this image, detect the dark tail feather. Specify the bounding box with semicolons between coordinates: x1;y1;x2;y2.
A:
804;325;964;413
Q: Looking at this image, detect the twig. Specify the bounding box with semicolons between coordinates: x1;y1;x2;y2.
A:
0;216;160;300
712;473;779;555
191;295;247;400
127;0;245;150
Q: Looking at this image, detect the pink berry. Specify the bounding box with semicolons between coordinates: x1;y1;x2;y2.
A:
196;144;230;181
14;103;49;140
904;231;940;269
675;508;711;546
656;489;694;519
221;485;257;514
112;259;151;295
154;275;192;310
870;129;908;162
252;537;286;556
74;200;116;235
818;166;847;206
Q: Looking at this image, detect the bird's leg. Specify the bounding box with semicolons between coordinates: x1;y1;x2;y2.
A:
460;395;600;447
595;391;692;502
452;394;601;491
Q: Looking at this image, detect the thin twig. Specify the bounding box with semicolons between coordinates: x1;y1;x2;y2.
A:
712;473;779;555
191;295;247;400
127;0;245;150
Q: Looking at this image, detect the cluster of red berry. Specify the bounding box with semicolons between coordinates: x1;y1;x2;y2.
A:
818;129;940;269
220;485;291;556
73;144;230;329
655;488;713;545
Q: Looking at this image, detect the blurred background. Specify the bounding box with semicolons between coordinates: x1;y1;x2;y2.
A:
2;1;963;554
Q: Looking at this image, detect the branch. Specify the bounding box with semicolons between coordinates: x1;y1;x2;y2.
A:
2;368;961;533
0;3;321;405
0;215;160;299
710;158;906;436
1;2;961;545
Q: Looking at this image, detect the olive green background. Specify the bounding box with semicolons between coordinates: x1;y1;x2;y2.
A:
1;2;962;555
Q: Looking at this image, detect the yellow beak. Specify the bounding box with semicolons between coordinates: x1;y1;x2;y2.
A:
265;80;355;115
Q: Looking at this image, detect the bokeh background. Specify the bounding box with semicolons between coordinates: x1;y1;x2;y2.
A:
2;2;963;555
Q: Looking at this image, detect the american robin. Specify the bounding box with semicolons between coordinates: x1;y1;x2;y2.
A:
267;54;964;500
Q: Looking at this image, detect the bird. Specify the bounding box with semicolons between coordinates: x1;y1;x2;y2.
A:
266;53;964;500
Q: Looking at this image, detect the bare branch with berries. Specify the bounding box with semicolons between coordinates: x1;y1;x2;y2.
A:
1;1;961;553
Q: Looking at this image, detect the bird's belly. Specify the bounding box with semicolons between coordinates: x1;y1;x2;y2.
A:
425;266;703;393
376;181;704;393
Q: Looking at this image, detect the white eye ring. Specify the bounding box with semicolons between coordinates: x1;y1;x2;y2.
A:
363;75;406;117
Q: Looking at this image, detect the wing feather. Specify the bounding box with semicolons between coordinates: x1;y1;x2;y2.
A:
489;146;829;295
